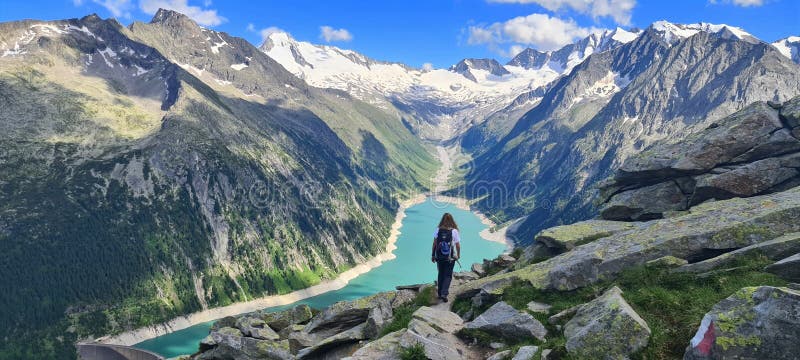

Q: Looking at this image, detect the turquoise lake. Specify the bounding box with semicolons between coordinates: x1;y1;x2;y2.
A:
134;198;506;358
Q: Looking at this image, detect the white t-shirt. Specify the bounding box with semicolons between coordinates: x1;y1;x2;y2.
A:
433;228;461;244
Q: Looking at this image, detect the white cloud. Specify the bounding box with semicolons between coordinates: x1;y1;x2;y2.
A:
468;13;603;53
710;0;765;7
488;0;636;25
140;0;227;26
319;26;353;42
246;24;287;42
83;0;133;18
422;62;434;71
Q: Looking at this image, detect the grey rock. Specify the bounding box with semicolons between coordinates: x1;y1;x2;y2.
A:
489;342;506;349
411;306;464;333
465;301;547;341
487;350;512;360
512;345;539;360
471;263;486;277
493;254;517;268
235;316;280;341
692;157;798;204
198;327;292;360
391;289;416;310
296;323;367;359
601;180;688;221
405;319;468;360
526;301;552;314
395;283;427;291
765;253;800;282
564;286;651;359
303;292;394;337
676;232;800;273
540;349;551;360
782;96;800;128
364;296;393;339
454;271;481;282
684;286;800;359
262;304;314;332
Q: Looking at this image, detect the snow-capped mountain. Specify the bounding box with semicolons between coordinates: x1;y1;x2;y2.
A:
649;21;757;44
260;31;564;139
507;27;641;71
773;36;800;64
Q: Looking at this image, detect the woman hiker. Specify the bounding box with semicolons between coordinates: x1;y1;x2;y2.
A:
431;212;461;302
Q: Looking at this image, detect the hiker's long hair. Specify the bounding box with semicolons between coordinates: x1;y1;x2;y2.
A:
438;213;459;230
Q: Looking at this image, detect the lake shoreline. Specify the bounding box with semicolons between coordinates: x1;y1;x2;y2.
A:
98;144;512;347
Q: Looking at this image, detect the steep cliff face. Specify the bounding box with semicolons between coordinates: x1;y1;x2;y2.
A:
0;10;436;357
465;26;800;243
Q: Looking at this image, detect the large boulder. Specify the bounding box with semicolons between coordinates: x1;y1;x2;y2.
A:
235;316;280;340
675;232;800;273
615;102;795;183
564;286;651;359
535;220;637;251
296;323;367;359
684;286;800;359
692;157;798;204
364;297;393;339
197;326;292;360
765;253;800;282
512;345;539;360
302;292;394;337
464;301;547;341
261;304;313;331
601;181;689;221
459;187;800;293
346;307;471;360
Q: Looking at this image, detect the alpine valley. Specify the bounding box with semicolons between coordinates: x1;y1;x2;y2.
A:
1;7;800;360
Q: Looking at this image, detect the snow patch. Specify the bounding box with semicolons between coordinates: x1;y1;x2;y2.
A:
98;47;118;68
230;63;248;71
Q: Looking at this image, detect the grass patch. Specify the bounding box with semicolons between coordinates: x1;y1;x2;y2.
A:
414;285;438;307
399;343;427;360
491;253;786;358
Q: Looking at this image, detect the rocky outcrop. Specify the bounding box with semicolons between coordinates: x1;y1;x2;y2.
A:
346;307;474;360
534;220;637;252
674;232;800;273
765;253;800;282
564;286;651;359
198;327;292;360
262;304;313;332
463;301;547;341
302;292;395;338
684;286;800;359
600;100;800;221
460;186;800;293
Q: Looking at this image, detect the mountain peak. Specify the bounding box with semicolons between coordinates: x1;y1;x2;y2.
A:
450;58;510;82
649;20;753;44
150;8;194;26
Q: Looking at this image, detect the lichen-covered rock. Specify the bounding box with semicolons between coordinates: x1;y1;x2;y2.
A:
235;316;280;340
564;286;650;359
692;157;798;204
675;232;800;273
302;292;394;336
535;220;637;251
464;301;547;341
765;253;800;282
197;326;292;360
646;255;688;268
347;319;472;360
782;96;800;128
261;304;314;332
601;181;688;221
471;263;486;277
684;286;800;360
459;187;800;293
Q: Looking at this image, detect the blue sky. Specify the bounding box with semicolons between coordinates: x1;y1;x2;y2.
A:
1;0;797;68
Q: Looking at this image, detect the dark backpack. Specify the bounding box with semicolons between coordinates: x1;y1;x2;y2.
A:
435;228;454;261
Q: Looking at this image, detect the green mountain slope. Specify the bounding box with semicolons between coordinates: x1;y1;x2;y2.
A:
0;11;436;359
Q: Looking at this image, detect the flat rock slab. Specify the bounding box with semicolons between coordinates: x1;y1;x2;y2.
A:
512;345;540;360
765;253;800;282
464;301;547;341
535;220;637;251
684;286;800;359
564;286;651;359
675;232;800;274
411;306;464;334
